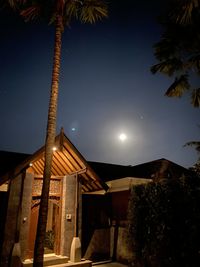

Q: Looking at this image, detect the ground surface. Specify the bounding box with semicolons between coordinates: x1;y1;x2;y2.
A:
92;262;127;267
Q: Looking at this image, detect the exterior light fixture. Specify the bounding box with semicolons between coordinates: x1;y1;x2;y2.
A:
29;163;33;167
52;146;57;151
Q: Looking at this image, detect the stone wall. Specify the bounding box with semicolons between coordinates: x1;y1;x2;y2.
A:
0;191;8;256
0;174;23;267
20;172;34;260
116;225;134;264
84;228;111;261
60;175;82;257
82;191;134;264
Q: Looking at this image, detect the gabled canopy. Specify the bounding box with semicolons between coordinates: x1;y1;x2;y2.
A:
0;130;108;192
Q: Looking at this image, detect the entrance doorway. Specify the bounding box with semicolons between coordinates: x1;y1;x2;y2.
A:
26;198;61;259
45;200;61;254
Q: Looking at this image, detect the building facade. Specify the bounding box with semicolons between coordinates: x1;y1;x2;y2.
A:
0;131;190;266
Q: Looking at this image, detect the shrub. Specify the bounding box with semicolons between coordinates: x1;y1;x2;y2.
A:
44;230;55;250
127;175;200;267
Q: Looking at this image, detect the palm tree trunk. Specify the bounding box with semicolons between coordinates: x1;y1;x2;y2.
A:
33;15;63;267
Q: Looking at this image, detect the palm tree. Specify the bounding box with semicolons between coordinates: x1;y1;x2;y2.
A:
185;141;200;153
151;0;200;107
6;1;108;266
170;0;200;25
185;140;200;174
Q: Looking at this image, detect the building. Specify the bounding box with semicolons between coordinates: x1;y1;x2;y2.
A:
0;130;191;266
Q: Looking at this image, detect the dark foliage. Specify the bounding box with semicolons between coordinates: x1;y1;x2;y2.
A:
44;230;55;250
151;0;200;107
128;175;200;267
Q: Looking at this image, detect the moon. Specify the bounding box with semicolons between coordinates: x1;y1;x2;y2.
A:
119;133;127;142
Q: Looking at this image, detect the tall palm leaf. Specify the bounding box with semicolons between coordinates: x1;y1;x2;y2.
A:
184;140;200;153
6;1;108;266
170;0;200;24
151;0;200;107
184;140;200;170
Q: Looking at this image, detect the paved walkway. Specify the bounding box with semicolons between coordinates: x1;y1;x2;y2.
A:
92;262;127;267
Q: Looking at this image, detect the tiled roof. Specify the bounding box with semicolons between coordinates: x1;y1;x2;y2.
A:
0;132;191;191
89;158;190;182
0;150;29;177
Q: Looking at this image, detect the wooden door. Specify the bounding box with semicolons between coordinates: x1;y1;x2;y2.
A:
26;205;39;259
53;203;61;254
26;201;61;259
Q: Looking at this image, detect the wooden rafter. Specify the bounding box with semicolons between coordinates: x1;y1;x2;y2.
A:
0;130;108;192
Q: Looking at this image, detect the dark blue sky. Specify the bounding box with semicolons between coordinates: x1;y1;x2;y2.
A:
0;0;199;168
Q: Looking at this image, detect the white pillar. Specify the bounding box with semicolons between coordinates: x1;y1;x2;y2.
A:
70;237;81;262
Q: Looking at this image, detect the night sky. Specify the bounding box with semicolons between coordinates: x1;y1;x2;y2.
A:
0;0;199;168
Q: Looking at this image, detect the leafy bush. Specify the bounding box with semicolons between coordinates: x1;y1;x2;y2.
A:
127;175;200;267
44;230;55;250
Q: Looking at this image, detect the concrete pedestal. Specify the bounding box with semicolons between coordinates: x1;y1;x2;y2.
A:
70;237;81;263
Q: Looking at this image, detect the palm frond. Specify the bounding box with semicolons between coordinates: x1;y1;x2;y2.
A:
48;11;56;24
20;5;40;21
8;0;27;8
177;1;193;24
191;88;200;107
188;54;200;73
153;39;178;61
184;140;200;152
171;0;200;25
80;0;108;24
6;0;108;26
165;74;190;97
61;0;80;25
151;58;183;76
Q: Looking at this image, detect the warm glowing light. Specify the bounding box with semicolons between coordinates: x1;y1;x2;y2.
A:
119;133;127;142
52;146;57;151
29;162;33;167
